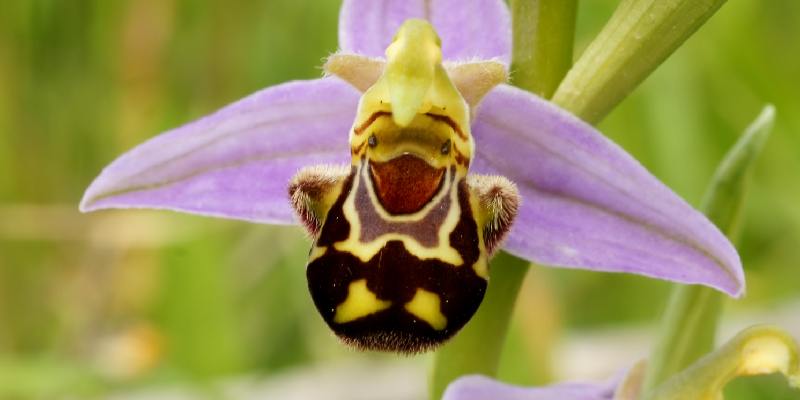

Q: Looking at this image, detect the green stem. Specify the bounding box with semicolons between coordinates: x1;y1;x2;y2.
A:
642;285;724;390
641;106;775;392
428;3;578;398
510;0;578;98
552;0;727;123
429;252;529;400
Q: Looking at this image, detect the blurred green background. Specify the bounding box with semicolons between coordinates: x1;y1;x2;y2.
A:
0;0;798;399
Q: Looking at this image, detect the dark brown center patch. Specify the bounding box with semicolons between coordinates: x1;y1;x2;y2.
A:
369;154;444;215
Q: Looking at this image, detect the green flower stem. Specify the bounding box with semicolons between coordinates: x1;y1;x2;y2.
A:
510;0;577;98
641;106;775;392
552;0;727;123
429;2;577;397
429;252;529;400
641;284;724;392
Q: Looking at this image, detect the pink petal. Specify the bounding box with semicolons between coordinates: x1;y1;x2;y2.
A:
471;85;744;297
80;78;359;224
338;0;511;63
443;375;616;400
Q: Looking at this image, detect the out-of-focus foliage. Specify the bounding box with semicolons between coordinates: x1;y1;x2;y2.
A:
0;0;797;399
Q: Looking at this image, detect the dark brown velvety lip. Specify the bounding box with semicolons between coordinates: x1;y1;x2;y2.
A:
369;155;445;215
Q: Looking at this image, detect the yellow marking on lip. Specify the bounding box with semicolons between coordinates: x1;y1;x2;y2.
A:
472;257;489;280
308;246;327;262
333;279;391;324
335;165;465;266
405;288;447;330
467;193;490;280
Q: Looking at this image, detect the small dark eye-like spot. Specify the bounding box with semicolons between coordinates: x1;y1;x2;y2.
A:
441;139;451;155
368;134;378;148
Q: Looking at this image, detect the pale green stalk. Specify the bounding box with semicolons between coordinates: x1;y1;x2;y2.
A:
510;0;577;98
552;0;727;123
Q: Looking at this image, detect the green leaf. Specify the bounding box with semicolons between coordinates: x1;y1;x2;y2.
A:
641;105;776;391
700;105;775;243
553;0;727;123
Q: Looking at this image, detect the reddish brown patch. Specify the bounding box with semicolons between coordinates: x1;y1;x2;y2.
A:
369;155;445;215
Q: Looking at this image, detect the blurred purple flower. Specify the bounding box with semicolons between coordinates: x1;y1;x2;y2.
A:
442;375;618;400
80;0;743;296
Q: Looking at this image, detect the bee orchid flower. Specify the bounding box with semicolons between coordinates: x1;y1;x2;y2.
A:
80;0;743;353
